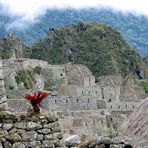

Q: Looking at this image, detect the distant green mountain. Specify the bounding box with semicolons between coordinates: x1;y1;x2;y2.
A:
0;8;148;55
30;22;148;78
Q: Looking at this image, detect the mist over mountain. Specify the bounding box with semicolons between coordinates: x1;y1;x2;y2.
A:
0;8;148;55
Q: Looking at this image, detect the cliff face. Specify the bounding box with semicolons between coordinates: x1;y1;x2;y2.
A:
31;22;148;78
0;111;63;148
121;97;148;148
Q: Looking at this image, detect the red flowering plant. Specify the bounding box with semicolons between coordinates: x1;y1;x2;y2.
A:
24;91;50;113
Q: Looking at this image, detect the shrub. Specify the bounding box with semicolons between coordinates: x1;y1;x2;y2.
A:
33;66;42;75
137;79;148;93
8;85;14;90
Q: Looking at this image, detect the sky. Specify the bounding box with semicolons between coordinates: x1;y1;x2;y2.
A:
0;0;148;29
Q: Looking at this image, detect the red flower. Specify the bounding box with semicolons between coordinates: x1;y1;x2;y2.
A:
24;91;49;113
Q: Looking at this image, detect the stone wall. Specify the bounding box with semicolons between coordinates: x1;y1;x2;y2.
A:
65;64;95;86
60;85;102;98
7;97;140;112
0;111;63;148
47;96;99;111
106;102;140;111
56;110;107;136
0;60;7;109
48;65;66;79
22;59;48;69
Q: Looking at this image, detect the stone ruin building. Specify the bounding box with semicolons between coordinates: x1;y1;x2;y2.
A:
0;57;147;136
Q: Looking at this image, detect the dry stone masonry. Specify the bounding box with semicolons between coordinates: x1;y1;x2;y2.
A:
0;60;7;110
0;111;63;148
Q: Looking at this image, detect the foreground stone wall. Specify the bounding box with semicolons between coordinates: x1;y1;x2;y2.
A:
0;111;63;148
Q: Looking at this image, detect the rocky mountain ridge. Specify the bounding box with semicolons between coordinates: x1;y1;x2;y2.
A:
0;22;147;78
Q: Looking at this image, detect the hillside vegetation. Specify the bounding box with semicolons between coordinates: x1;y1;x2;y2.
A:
0;8;148;55
31;22;148;78
0;34;29;58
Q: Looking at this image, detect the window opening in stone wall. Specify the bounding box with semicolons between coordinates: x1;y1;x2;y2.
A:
89;91;90;95
110;117;113;122
82;90;84;94
111;105;112;109
88;99;90;103
126;105;128;109
132;105;134;109
66;99;68;103
118;105;120;109
77;99;79;103
109;99;112;102
93;120;95;126
101;119;104;125
85;122;87;126
60;73;63;77
55;100;57;103
101;88;105;99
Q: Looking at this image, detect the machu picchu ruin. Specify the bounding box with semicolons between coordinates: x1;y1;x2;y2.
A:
0;56;147;139
0;9;148;147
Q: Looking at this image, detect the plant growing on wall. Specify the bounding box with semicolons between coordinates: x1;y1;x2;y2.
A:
24;91;50;113
105;127;120;139
33;66;42;75
137;79;148;93
15;69;34;89
105;122;121;139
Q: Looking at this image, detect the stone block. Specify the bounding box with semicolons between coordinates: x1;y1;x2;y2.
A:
21;131;38;142
44;134;54;140
4;141;12;148
37;128;51;134
37;134;44;141
12;142;26;148
6;133;21;142
26;122;42;130
52;127;61;133
25;141;41;148
53;133;63;139
9;128;18;134
44;121;59;128
98;144;105;148
0;130;8;138
3;123;13;130
42;140;55;148
0;142;2;148
52;139;61;147
14;123;26;129
110;145;120;148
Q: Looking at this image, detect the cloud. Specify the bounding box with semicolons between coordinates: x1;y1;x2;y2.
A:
0;0;148;30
